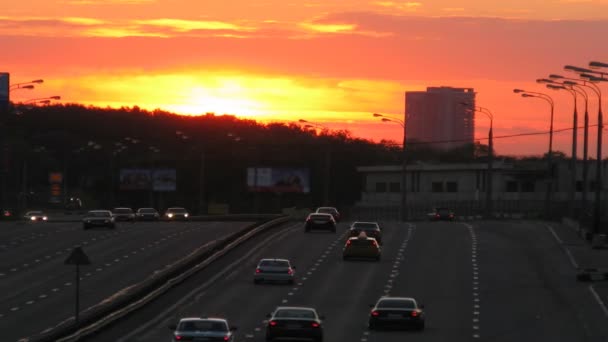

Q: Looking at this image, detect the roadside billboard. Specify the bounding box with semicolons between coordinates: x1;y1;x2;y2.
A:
48;171;63;203
119;169;151;190
247;167;310;193
0;72;9;117
152;169;176;191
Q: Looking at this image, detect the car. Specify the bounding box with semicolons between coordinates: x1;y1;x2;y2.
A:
343;232;381;261
111;207;135;222
164;207;190;221
136;207;160;221
82;210;115;229
266;306;324;342
348;221;382;244
169;317;237;342
254;258;296;285
429;207;455;221
315;207;340;222
305;213;336;233
1;208;15;220
23;211;48;222
368;296;425;330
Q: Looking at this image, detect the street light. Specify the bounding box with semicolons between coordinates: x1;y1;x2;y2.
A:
9;79;43;91
373;112;407;221
299;119;331;206
545;83;579;217
23;96;61;104
460;103;494;218
514;88;555;217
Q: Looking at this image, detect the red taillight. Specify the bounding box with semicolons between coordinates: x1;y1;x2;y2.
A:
269;321;277;326
411;310;420;317
287;268;293;275
223;336;229;341
435;214;440;218
311;322;320;328
174;336;182;341
346;240;352;246
255;268;261;273
372;240;379;247
371;311;379;316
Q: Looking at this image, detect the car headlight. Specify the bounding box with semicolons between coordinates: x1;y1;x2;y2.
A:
43;217;48;221
184;213;189;218
30;216;36;221
167;213;173;218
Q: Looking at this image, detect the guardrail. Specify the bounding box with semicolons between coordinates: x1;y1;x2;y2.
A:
22;215;291;342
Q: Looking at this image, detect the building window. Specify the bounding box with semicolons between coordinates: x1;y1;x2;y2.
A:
506;181;518;193
446;181;458;193
389;182;401;193
432;182;443;193
375;182;387;193
521;181;535;193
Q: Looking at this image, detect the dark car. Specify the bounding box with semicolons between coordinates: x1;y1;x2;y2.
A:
429;207;455;221
112;207;135;222
305;213;336;233
343;232;381;261
315;207;340;222
136;207;160;221
254;258;296;285
369;296;425;330
266;306;324;342
348;221;382;244
164;207;190;221
23;211;48;222
1;208;15;221
169;317;237;342
83;210;115;229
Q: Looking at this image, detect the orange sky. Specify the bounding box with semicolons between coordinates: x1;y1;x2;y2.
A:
2;0;608;157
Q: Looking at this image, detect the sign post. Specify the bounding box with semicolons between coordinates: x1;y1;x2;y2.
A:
64;246;91;324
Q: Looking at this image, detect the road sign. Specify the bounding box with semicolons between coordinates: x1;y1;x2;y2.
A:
64;246;91;265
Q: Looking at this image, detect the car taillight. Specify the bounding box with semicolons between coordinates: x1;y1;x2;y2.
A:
411;310;420;317
287;268;293;275
346;240;352;246
435;214;440;217
269;321;277;326
371;311;379;316
311;322;320;328
372;240;379;247
174;335;182;341
255;268;261;273
223;336;230;341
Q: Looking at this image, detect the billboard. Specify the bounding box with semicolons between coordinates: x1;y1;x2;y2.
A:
247;168;310;193
0;72;9;117
119;169;151;190
49;171;63;204
152;169;176;191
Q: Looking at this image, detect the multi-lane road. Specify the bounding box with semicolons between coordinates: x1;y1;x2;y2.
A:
0;220;253;341
70;219;608;342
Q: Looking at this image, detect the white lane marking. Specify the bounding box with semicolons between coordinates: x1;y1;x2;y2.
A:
589;285;608;318
546;224;579;268
64;282;72;286
39;294;47;299
10;307;19;311
52;288;59;292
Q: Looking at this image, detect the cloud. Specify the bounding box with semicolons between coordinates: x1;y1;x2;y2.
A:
135;18;256;32
62;0;155;4
373;1;423;12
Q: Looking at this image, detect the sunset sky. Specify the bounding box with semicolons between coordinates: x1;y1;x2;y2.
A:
2;0;607;156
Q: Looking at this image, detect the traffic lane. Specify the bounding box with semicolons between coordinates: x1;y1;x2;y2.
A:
269;222;413;342
1;221;252;342
84;220;348;342
0;221;223;297
0;222;80;254
475;220;608;341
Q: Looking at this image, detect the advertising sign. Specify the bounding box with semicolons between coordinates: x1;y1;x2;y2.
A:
119;169;151;190
247;167;310;193
152;169;176;192
49;171;63;203
0;72;9;117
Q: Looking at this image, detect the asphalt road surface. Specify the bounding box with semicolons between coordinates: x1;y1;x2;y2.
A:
0;220;253;341
81;220;608;342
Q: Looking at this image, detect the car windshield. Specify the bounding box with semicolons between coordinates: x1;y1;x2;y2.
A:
352;223;379;230
309;214;331;220
317;208;336;214
275;309;315;319
168;208;187;213
178;320;228;332
349;239;374;246
437;208;451;215
138;208;156;213
377;299;416;309
260;260;289;267
26;211;43;215
88;211;111;217
113;208;132;214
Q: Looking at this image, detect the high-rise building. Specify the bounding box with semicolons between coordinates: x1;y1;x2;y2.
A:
405;86;475;151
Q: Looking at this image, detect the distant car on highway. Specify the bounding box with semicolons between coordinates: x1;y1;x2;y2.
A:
1;208;15;220
254;258;296;285
169;317;237;342
266;306;324;342
83;210;115;229
369;296;425;330
348;221;382;244
164;207;190;221
429;207;455;221
343;232;381;261
111;207;135;222
23;211;48;222
136;207;160;221
315;206;340;222
305;213;336;233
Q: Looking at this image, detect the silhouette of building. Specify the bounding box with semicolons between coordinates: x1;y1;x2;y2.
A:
405;86;475;151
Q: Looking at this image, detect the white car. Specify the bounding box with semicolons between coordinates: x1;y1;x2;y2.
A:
23;211;48;222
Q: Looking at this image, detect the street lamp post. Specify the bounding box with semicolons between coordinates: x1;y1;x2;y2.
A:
514;89;555;218
299;119;331;206
23;96;61;104
373;113;407;221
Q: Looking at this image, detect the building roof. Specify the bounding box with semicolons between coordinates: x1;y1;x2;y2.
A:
357;161;509;173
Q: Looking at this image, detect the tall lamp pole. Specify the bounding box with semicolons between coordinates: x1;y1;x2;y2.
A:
373;113;407;221
514;89;555;218
461;104;494;218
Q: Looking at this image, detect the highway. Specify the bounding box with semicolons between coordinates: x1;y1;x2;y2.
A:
81;220;608;342
0;220;253;342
